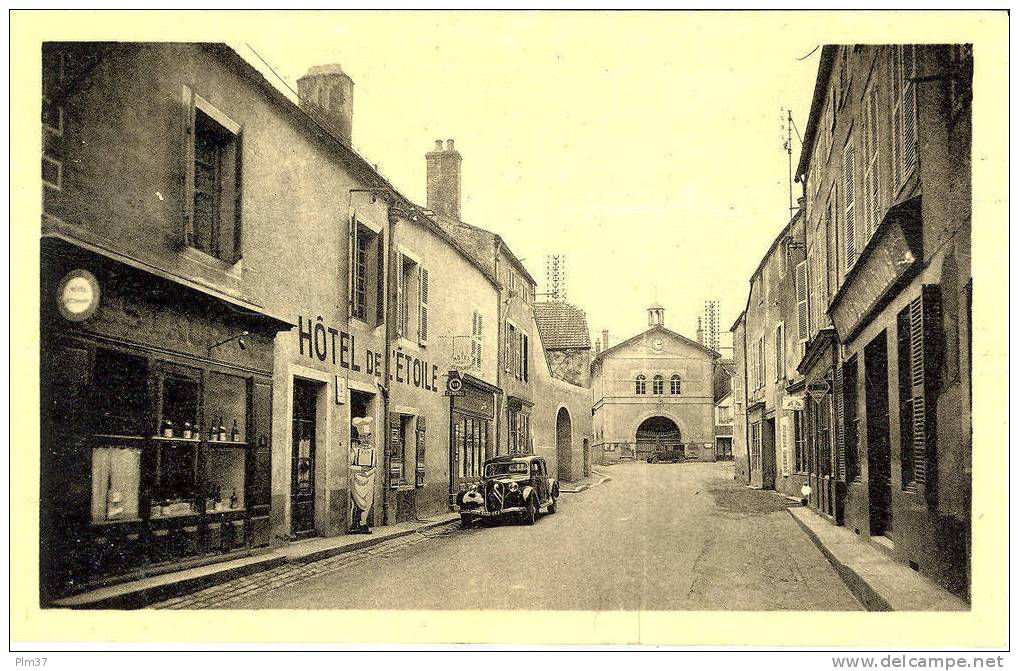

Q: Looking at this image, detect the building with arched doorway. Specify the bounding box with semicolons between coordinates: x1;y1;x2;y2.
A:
591;305;721;462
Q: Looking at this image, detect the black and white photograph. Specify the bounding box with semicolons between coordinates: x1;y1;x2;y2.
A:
10;6;1009;658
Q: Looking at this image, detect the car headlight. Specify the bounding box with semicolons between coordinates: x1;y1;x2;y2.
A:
508;482;519;493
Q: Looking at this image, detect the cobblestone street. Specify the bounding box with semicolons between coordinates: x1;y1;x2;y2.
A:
154;461;861;610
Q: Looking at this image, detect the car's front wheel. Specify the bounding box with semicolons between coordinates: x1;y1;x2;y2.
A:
522;497;538;525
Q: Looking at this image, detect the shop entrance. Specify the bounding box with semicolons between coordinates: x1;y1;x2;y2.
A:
290;379;319;538
762;417;777;489
865;332;893;538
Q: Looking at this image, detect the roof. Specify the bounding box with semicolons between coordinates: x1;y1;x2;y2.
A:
533;302;592;350
794;45;838;181
717;358;736;376
592;324;721;364
431;213;538;287
484;454;542;464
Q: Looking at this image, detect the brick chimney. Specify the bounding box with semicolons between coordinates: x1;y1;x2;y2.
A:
426;139;462;220
297;64;354;146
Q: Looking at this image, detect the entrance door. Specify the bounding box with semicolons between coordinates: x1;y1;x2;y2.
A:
865;333;893;538
291;379;318;537
762;418;777;489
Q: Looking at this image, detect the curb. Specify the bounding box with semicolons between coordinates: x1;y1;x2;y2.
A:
53;516;460;610
560;472;611;494
787;508;891;612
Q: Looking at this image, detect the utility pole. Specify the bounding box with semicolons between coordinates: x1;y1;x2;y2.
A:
784;107;794;215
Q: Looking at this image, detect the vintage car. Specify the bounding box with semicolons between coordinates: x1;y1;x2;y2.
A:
455;455;559;527
646;446;685;463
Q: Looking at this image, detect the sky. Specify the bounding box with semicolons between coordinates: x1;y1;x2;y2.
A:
233;12;821;350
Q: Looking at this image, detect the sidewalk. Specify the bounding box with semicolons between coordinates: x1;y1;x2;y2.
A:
559;469;612;493
51;512;459;610
788;506;968;611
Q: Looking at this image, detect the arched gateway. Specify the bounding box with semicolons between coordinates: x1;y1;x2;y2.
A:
556;407;573;482
635;416;683;460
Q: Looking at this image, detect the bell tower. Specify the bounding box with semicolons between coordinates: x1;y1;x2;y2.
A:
648;303;665;327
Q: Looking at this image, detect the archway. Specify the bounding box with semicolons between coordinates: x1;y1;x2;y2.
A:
556;407;573;482
635;416;682;460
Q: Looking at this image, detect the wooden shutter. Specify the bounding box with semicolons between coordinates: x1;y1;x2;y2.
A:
834;363;846;481
182;86;196;247
249;380;272;546
796;261;808;341
375;233;385;327
892;47;903;188
418;267;429;345
522;334;529;382
347;216;357;319
910;285;941;503
902;46;918;179
843;142;857;268
395;256;404;338
415;416;426;488
232;130;243;263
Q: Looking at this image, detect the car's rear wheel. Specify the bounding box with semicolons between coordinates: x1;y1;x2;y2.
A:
547;496;557;514
460;514;473;528
522;497;538;525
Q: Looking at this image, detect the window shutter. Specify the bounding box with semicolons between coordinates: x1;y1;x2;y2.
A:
418;267;429;345
415;416;426;488
866;85;881;238
522;334;528;382
892;47;903;188
843;143;857;268
182;86;196;247
375;233;385;327
796;261;808;341
910;285;941;503
230;129;244;263
902;46;918;179
395;257;404;338
347;216;357;319
834;362;846;482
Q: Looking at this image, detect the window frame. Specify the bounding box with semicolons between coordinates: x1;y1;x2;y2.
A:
635;374;647;396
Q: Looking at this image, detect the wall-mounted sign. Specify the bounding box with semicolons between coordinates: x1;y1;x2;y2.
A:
57;269;100;322
782;395;806;411
806;379;830;401
334;376;347;405
444;369;465;397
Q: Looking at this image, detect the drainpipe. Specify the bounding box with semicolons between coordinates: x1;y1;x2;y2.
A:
494;238;504;456
379;201;398;526
741;320;752;484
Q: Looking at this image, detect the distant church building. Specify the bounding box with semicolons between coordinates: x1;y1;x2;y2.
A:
591;305;721;462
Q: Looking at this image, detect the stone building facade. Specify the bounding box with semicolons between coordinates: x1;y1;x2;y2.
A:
730;44;972;600
591;306;720;463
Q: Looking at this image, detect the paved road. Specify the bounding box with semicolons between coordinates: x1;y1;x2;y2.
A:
158;461;861;610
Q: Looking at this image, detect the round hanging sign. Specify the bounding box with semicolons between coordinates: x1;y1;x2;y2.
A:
57;269;101;322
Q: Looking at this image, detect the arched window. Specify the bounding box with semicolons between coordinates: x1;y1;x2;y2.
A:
635;374;646;395
671;374;681;395
652;375;664;395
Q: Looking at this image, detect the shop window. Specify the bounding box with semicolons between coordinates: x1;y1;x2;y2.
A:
186;97;242;264
93;349;149;437
91;446;142;523
151;443;198;517
158;367;200;439
205;371;247;443
205;447;245;512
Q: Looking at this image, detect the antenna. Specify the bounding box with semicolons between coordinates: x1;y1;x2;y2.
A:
783;107;796;215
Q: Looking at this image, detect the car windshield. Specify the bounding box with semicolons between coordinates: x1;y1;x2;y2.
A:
485;461;529;477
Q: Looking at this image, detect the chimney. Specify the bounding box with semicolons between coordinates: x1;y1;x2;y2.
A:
601;330;609;349
594;338;602;355
697;317;704;345
297;64;354;146
426;138;462;220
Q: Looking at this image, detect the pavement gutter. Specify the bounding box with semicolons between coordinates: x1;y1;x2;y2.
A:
51;513;460;610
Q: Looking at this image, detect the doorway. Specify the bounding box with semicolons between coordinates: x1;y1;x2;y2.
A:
762;418;777;489
634;415;682;461
865;332;893;538
556;407;573;481
291;379;319;538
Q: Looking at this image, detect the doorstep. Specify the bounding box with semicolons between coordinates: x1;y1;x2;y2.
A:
51;512;460;609
788;506;968;612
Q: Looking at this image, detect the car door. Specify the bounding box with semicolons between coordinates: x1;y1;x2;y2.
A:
532;459;549;504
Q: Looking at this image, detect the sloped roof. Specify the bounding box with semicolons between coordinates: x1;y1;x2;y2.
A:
534;302;592;350
593;324;721;363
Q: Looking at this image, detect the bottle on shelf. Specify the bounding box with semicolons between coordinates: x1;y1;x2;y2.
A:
161;418;174;438
183;421;192;440
230;419;240;442
229;489;239;509
218;417;227;442
209;420;217;441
